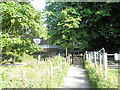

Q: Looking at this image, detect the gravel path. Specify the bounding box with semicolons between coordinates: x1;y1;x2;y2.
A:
61;65;92;88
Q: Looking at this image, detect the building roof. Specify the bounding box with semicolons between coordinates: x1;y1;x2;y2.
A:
39;38;50;45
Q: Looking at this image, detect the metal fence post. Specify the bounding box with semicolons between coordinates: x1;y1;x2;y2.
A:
88;53;92;65
103;53;108;78
100;53;102;70
94;52;97;67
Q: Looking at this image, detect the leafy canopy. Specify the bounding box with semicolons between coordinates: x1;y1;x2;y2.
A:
1;2;48;57
45;2;120;53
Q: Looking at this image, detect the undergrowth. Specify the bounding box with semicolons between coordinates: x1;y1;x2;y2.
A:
0;55;70;89
84;60;119;88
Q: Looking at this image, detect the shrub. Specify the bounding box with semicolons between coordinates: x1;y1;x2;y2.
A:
1;53;35;64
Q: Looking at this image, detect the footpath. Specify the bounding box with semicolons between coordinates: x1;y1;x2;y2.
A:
61;65;92;88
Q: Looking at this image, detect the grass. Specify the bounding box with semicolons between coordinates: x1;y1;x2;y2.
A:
0;55;70;89
84;60;119;88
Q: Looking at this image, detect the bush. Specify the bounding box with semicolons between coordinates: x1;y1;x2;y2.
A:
1;53;36;65
84;60;118;88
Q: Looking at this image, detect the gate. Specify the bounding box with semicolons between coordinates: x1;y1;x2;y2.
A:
73;54;83;65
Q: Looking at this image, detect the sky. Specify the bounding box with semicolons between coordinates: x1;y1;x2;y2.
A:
30;0;46;11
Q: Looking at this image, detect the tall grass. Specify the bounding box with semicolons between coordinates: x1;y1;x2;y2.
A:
84;60;119;88
0;55;70;89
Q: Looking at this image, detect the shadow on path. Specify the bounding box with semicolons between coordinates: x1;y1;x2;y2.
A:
61;65;92;88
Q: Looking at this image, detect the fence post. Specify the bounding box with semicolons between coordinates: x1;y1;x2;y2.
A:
37;54;41;61
94;52;97;67
103;53;108;78
58;53;60;56
66;48;68;63
114;53;118;60
70;54;72;65
88;53;92;65
50;61;53;79
80;54;83;65
64;57;66;66
83;54;85;60
86;53;89;60
59;53;62;72
69;55;71;64
60;58;62;73
67;56;69;64
100;53;102;70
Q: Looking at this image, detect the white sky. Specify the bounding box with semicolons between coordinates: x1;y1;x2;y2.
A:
30;0;46;11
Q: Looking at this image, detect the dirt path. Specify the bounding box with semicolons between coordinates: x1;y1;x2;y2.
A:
61;65;92;88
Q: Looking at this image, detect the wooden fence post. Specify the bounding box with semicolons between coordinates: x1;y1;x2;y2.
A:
58;53;62;72
70;54;72;65
103;53;108;78
37;54;41;61
88;53;90;62
86;53;89;60
58;53;60;56
80;54;83;65
83;54;85;60
69;55;71;65
60;58;62;73
50;61;53;79
66;48;68;63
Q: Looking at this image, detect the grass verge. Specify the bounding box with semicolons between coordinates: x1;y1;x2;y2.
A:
84;60;119;88
0;55;70;88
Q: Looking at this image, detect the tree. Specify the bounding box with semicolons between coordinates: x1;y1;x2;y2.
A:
0;1;48;62
45;2;120;53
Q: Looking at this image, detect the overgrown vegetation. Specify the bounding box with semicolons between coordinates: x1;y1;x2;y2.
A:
0;55;69;89
84;60;119;88
0;53;38;64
